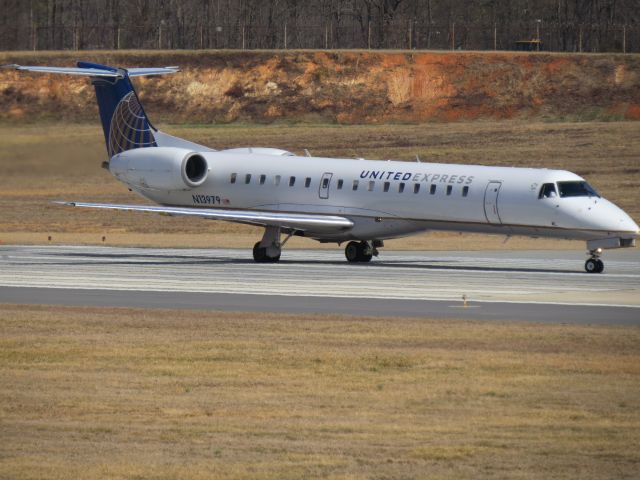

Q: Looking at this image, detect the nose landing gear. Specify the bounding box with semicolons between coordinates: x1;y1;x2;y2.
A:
585;249;604;274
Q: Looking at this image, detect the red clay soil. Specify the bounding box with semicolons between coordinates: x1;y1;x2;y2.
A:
1;50;639;124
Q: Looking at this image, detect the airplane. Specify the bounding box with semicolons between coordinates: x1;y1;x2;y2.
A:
5;61;638;273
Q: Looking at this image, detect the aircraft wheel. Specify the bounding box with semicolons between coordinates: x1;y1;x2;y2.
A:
268;252;281;263
360;253;373;262
253;242;267;262
345;241;361;262
253;242;281;263
359;241;373;262
585;258;603;274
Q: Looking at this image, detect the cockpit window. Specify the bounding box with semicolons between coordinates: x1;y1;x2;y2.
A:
538;183;557;199
557;181;600;198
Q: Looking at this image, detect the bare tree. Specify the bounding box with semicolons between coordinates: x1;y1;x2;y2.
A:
0;0;637;51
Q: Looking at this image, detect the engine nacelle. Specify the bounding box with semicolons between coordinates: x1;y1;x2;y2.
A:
109;147;209;191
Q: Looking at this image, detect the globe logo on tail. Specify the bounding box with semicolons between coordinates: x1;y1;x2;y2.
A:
108;91;157;157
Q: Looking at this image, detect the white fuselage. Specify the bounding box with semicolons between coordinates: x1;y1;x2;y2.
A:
15;61;637;268
112;149;639;245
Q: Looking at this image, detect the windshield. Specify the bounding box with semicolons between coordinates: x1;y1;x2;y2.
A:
557;181;600;198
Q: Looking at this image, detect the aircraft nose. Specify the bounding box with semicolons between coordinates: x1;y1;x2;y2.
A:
619;211;639;236
603;201;639;236
581;200;638;252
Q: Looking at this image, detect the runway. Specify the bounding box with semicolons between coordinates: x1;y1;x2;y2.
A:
1;245;639;324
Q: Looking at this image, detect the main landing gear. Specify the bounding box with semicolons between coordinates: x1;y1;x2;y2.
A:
344;240;382;263
253;226;291;263
585;248;604;274
253;241;280;263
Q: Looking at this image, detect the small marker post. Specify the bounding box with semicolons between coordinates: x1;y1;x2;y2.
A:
462;294;468;308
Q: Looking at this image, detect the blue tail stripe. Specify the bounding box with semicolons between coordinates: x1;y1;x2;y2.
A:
78;61;156;157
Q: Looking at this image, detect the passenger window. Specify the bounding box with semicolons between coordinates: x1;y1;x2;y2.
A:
352;180;359;191
245;174;251;184
259;174;266;185
337;179;343;190
230;173;237;184
430;184;436;195
274;175;281;186
398;183;405;193
383;182;390;192
368;181;375;191
462;186;469;197
305;177;311;188
289;176;296;187
446;185;452;196
414;184;420;194
539;183;557;199
322;178;329;188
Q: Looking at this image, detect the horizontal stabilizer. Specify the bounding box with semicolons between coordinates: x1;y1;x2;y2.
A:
55;202;354;233
127;67;179;77
3;64;179;77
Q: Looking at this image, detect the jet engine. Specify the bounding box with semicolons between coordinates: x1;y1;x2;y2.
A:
109;147;209;190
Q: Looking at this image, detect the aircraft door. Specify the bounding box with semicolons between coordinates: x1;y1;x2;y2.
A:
319;172;333;199
483;181;503;224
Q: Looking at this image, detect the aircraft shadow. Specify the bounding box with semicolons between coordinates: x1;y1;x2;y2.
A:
35;251;580;274
277;259;580;275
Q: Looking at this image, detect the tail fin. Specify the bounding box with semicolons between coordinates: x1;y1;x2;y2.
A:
79;61;159;157
5;62;178;157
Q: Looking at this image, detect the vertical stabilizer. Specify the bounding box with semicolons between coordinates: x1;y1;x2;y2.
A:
5;61;181;156
77;61;157;157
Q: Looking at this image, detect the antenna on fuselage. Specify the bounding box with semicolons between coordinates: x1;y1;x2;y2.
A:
304;149;311;157
416;155;421;163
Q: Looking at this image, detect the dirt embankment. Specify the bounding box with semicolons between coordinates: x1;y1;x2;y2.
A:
1;50;640;124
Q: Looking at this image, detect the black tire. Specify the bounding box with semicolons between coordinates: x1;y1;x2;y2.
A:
595;259;604;273
253;242;281;263
358;242;373;262
345;241;361;262
585;258;598;273
253;242;267;263
268;253;281;263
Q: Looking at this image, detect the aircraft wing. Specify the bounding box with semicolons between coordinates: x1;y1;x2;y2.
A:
56;202;354;233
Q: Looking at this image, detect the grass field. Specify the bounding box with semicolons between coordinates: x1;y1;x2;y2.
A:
0;120;639;250
1;304;639;479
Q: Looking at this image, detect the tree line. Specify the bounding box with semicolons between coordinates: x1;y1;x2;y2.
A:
1;0;638;52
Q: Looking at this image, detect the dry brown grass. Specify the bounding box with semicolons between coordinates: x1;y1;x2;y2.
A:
0;121;638;250
1;304;639;479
